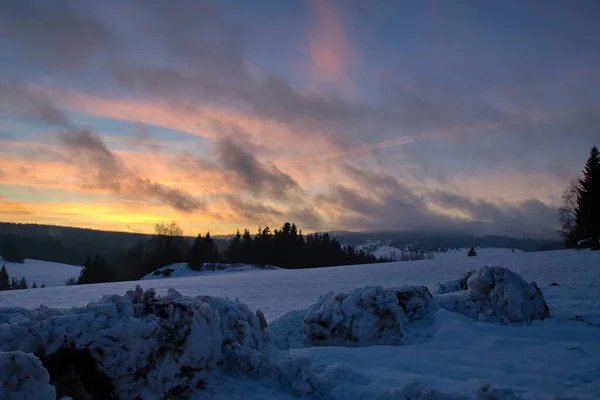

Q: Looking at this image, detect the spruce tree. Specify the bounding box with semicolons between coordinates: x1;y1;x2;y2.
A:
574;146;600;243
467;246;477;257
32;281;38;288
0;266;10;291
18;277;28;289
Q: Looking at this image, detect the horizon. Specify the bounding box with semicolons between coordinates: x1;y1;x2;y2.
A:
1;1;599;237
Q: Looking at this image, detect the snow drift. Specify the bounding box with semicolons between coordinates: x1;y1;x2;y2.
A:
271;285;433;348
0;286;321;399
435;266;551;324
0;351;56;400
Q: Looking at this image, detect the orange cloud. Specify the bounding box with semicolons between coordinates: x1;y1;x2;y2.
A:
307;0;354;87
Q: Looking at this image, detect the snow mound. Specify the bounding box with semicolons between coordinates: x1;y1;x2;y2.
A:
197;294;322;395
436;266;551;324
474;383;521;400
303;285;433;347
0;351;56;400
196;295;268;371
0;286;222;399
0;287;323;399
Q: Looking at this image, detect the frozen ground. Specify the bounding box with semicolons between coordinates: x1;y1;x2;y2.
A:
0;257;82;287
0;249;599;399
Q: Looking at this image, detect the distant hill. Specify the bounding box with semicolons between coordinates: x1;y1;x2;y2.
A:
0;222;563;267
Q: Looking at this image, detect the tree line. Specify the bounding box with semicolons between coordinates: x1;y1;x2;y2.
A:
0;265;44;290
559;145;600;248
77;221;391;285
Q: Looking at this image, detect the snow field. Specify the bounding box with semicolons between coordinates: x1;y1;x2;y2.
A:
0;258;82;288
0;249;598;399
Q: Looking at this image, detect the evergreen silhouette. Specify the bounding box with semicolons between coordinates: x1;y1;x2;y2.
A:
32;281;38;288
561;146;600;246
467;247;477;257
188;232;220;270
18;277;28;289
78;254;113;284
0;266;10;291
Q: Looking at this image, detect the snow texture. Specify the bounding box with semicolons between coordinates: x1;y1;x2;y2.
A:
0;286;222;399
436;266;551;324
303;285;432;347
0;351;56;400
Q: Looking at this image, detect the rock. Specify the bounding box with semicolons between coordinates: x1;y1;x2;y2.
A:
436;266;551;324
551;282;559;286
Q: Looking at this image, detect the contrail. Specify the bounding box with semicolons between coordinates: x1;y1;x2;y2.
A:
279;103;600;166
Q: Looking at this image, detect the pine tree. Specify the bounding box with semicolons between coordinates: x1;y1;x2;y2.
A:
0;266;10;291
18;277;28;289
32;281;38;288
467;246;477;257
574;146;600;243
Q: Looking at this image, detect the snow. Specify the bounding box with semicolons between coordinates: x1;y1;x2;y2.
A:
0;249;599;399
0;351;55;400
142;262;279;280
0;258;82;287
436;266;551;324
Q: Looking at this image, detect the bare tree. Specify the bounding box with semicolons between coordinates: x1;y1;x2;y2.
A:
559;180;578;245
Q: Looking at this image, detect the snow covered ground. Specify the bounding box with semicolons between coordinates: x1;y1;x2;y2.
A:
142;263;279;280
1;249;599;399
0;258;82;287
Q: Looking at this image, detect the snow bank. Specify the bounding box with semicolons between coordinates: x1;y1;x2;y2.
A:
0;351;56;400
270;285;433;348
0;286;323;399
0;286;222;399
436;266;551;324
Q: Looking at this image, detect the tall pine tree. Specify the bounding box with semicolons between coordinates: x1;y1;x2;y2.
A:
574;146;600;243
0;266;10;291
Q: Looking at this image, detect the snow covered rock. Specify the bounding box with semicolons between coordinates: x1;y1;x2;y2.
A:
0;351;56;400
0;286;222;399
436;266;551;324
434;270;475;294
303;285;433;346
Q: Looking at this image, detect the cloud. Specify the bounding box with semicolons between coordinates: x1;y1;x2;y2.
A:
215;137;299;199
319;166;559;238
0;0;115;68
0;81;70;125
307;0;353;86
59;129;202;212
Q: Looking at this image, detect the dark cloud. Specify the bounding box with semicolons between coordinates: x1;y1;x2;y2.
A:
321;168;558;238
0;0;115;68
59;129;202;212
0;81;70;125
225;197;284;223
215;137;299;199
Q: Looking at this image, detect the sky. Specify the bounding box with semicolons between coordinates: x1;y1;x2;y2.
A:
0;0;599;238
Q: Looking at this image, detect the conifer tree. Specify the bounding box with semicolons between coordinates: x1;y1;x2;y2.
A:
574;146;600;243
32;281;38;288
18;277;28;289
0;266;10;291
467;246;477;257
